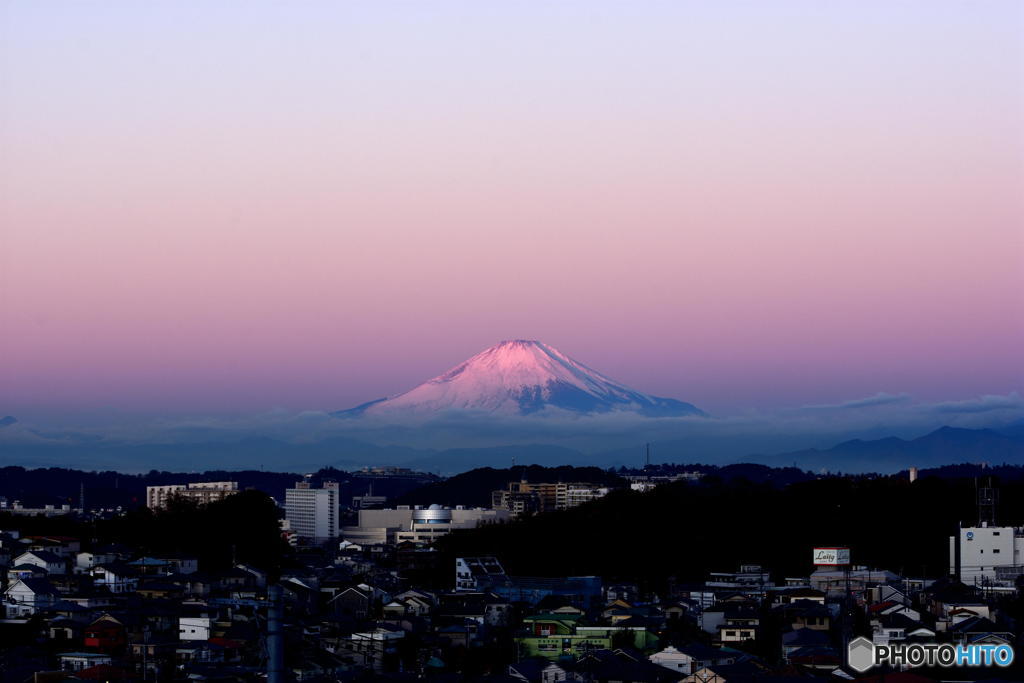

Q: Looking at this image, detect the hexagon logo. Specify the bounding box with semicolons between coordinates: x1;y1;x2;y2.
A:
847;636;875;673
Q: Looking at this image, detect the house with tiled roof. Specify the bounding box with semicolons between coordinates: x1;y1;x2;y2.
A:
4;577;60;617
870;612;936;645
650;643;737;675
948;615;1014;645
58;651;113;672
7;563;47;584
83;614;127;653
14;549;66;575
90;563;139;594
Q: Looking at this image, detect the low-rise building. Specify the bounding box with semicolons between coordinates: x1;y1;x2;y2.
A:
179;616;213;641
809;566;901;598
650;644;736;676
14;550;66;575
456;556;508;591
76;550;117;572
0;502;74;516
91;563;139;594
58;652;113;672
517;613;659;659
4;578;59;617
83;615;126;652
343;505;510;545
26;536;81;557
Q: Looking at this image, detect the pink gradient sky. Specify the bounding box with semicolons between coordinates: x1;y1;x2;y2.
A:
1;1;1022;416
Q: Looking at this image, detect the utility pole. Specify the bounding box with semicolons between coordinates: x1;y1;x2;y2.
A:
841;564;852;669
268;584;284;683
954;521;962;582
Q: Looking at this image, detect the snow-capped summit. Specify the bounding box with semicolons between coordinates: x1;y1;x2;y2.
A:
334;340;704;418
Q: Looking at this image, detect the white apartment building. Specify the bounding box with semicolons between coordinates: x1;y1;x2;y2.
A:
564;485;611;508
146;482;238;510
950;524;1024;586
285;481;340;542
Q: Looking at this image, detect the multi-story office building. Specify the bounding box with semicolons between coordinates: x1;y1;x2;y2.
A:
146;482;238;510
285;481;340;542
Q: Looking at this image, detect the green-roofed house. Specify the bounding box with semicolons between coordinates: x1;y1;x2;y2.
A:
517;613;659;660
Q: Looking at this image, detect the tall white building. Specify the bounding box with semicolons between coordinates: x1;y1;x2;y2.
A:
950;524;1024;586
285;481;340;542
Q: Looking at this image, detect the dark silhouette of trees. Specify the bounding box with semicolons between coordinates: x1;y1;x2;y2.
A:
434;473;1002;592
97;489;289;573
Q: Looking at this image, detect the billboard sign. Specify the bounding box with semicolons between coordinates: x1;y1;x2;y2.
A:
813;547;850;566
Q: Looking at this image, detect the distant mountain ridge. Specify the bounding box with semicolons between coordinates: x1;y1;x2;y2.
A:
334;339;704;418
752;426;1024;473
3;409;1021;474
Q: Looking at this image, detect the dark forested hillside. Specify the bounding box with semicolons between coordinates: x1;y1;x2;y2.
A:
433;473;1017;590
0;489;288;573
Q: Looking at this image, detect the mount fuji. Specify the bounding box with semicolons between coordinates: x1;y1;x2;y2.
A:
334;340;704;419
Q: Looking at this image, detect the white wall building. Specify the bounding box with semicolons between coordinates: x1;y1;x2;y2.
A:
650;645;735;675
76;551;116;572
179;616;213;641
285;481;340;542
14;550;66;575
950;524;1024;586
91;565;139;594
343;505;511;545
4;578;58;617
456;556;508;591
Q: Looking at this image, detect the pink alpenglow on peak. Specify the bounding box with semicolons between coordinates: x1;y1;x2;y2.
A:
334;340;705;418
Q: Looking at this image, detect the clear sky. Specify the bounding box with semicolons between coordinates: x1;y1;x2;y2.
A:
1;1;1022;417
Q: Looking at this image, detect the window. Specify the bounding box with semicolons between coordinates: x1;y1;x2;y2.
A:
994;549;1001;553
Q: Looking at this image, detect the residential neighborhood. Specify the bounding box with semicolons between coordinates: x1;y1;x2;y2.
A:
2;465;1024;682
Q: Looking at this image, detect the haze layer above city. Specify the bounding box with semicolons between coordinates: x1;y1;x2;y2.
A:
1;2;1021;474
